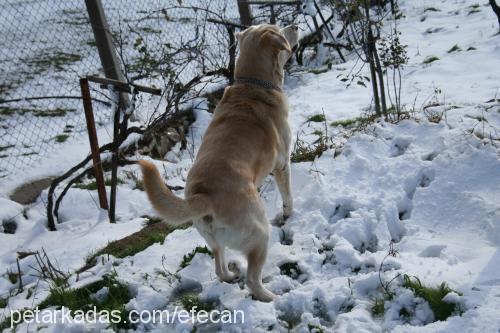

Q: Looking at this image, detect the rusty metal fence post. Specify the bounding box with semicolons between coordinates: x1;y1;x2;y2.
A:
80;76;161;224
80;78;109;211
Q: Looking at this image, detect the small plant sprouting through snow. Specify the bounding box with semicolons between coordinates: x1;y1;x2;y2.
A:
180;246;213;269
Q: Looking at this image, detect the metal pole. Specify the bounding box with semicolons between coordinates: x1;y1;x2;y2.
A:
80;78;109;211
108;114;119;223
108;97;122;224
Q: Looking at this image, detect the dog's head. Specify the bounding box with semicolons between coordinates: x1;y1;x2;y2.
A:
234;24;299;85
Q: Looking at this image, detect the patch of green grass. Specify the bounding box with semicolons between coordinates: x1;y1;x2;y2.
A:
54;134;69;143
308;323;326;333
447;44;461;53
0;297;7;308
399;306;411;319
0;308;29;331
467;4;481;14
339;300;355;313
85;39;97;47
331;118;359;128
7;271;18;284
139;26;162;34
39;273;132;329
312;129;323;136
141;215;163;226
423;56;440;64
424;7;440;12
103;177;124;186
23;51;82;74
307;114;326;123
34;107;75;117
466;46;477;51
371;298;385;317
179;292;215;312
26;287;33;299
94;223;177;261
180;246;213;269
279;262;301;279
0;107;75;118
73;181;99;190
0;107;15;116
20;152;38;156
0;107;35;116
402;275;462;322
0;144;14;152
61;9;80;15
80;223;183;275
133;179;144;191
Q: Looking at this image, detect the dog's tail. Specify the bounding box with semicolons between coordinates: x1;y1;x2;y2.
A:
138;160;212;226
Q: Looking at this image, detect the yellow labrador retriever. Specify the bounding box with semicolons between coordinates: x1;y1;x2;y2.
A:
139;24;299;302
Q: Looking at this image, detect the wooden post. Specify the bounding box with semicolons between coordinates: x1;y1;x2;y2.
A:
237;0;252;26
80;78;109;210
84;0;129;110
270;5;276;24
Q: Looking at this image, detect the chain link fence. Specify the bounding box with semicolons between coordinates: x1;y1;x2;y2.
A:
1;0;103;179
0;0;236;181
0;0;302;182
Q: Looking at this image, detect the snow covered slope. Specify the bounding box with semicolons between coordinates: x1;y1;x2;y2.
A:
1;0;499;332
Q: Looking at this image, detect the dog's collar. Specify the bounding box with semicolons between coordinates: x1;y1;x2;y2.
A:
233;77;282;92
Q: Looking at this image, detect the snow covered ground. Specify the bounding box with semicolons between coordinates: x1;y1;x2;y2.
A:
1;0;500;332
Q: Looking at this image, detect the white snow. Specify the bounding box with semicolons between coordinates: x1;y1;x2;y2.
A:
1;0;500;332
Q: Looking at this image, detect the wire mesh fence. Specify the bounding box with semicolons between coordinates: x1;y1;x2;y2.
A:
0;0;302;182
0;0;237;180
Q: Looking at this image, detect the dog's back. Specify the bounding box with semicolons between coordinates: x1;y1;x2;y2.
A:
185;85;289;222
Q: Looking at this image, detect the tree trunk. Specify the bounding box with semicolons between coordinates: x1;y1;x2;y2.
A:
390;0;396;15
368;53;381;116
372;42;387;116
364;1;382;116
490;0;500;28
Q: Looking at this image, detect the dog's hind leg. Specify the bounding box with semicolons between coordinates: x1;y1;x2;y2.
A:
195;217;236;283
273;162;293;219
245;211;276;302
213;247;237;282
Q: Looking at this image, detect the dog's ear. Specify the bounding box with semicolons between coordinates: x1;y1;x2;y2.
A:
235;26;254;44
262;31;291;54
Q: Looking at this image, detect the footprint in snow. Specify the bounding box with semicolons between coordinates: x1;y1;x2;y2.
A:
389;136;412;157
421;150;440;161
419;244;447;258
